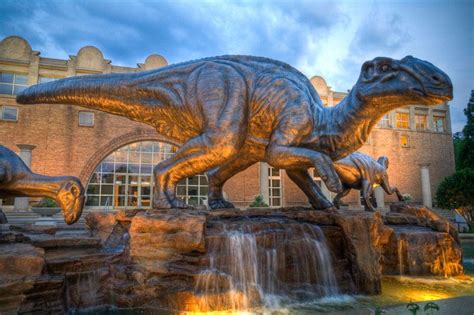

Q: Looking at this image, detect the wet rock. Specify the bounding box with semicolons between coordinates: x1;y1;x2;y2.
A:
30;235;102;249
0;243;45;313
128;210;206;273
10;224;57;235
332;210;385;294
0;206;465;313
85;211;117;243
390;202;459;241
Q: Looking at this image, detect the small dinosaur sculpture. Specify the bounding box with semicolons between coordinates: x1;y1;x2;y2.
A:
0;145;85;224
333;152;403;211
16;55;452;210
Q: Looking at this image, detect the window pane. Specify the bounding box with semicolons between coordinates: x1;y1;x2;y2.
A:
0;73;14;83
87;185;100;195
140;163;152;174
101;196;113;206
101;184;114;195
14;74;27;85
86;195;100;206
101;173;114;184
199;186;208;195
141;153;153;163
127;164;140;173
188;176;198;185
39;76;57;84
177;186;186;195
79;112;94;126
13;85;27;95
0;84;13;95
2;107;17;120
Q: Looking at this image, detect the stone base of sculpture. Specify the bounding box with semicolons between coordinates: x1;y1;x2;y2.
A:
0;203;463;313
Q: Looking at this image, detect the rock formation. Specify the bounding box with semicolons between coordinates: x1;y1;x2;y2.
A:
0;204;463;313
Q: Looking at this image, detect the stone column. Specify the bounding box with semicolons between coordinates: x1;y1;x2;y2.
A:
13;144;36;212
419;163;432;208
259;162;270;205
374;186;385;211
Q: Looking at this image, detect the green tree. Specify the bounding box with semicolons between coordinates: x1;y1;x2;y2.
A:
436;168;474;228
458;91;474;169
436;91;474;229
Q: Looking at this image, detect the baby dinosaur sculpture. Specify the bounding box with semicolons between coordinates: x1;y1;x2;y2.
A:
333;152;403;211
16;55;452;210
0;145;85;224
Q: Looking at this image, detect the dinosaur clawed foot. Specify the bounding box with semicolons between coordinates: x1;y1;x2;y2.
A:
153;197;193;209
208;198;235;209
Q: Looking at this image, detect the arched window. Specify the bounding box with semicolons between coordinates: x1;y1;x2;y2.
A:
85;141;208;209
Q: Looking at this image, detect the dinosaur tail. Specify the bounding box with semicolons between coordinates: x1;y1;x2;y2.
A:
16;72;145;118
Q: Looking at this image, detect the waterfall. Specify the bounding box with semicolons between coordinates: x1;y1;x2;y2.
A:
195;219;339;312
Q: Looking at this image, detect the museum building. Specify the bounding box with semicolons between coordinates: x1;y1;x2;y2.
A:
0;36;456;212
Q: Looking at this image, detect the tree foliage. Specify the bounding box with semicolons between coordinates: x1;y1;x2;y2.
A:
436;168;474;227
458;91;474;169
436;91;474;228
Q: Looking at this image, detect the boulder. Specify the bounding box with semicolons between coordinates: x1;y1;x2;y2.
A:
0;243;45;313
128;209;207;273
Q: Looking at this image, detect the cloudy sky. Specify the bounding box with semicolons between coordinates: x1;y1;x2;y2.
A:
1;0;472;132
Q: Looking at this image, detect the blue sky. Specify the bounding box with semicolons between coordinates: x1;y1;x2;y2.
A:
1;0;472;132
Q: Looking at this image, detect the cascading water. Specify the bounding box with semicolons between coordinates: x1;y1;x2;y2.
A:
393;227;464;277
195;218;339;312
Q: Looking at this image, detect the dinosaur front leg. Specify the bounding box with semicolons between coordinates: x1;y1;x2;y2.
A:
207;155;257;209
381;178;404;201
286;169;333;210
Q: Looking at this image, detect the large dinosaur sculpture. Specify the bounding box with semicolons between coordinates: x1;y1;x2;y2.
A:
16;55;452;210
0;145;85;224
333;152;403;211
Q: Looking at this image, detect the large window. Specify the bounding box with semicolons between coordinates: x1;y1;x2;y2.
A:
0;105;18;121
396;112;410;129
86;141;208;209
268;166;282;207
377;114;390;128
433;115;446;132
415;114;427;130
0;72;28;95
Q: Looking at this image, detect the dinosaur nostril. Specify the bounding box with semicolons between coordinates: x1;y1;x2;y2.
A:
432;75;441;84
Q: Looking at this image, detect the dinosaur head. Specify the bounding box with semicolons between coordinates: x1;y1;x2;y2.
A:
355;56;453;110
56;177;85;225
377;156;389;169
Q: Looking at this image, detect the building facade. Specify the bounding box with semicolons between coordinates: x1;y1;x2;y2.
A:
0;36;455;211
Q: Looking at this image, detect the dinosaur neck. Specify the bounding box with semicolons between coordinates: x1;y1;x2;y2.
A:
319;90;385;160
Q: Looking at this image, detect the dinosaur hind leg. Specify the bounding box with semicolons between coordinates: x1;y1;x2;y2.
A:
286;169;334;210
153;132;245;209
207;152;258;209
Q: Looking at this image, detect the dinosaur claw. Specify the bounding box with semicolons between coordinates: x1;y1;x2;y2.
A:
209;198;235;209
